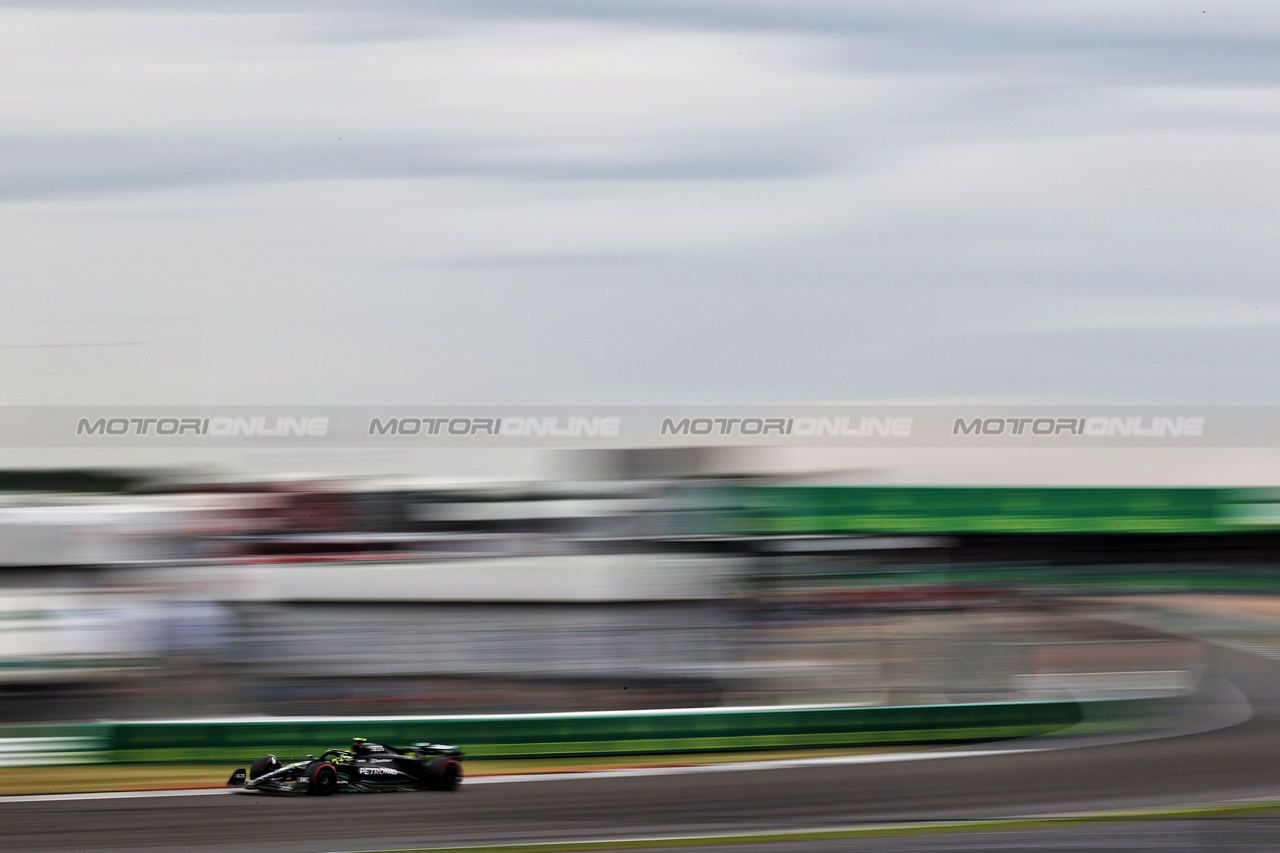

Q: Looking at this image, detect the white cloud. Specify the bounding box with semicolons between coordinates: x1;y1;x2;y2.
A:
1;1;1279;405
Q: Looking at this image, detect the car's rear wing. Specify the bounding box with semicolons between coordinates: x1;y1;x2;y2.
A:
414;742;463;758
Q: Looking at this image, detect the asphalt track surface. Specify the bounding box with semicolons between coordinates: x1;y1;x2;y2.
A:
6;639;1280;853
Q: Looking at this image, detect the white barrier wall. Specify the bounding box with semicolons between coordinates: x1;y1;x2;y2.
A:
110;553;743;603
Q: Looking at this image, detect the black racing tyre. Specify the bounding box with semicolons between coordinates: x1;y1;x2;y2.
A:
426;757;462;791
308;761;339;796
249;755;281;780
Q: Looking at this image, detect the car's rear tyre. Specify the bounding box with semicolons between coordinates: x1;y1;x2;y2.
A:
249;755;281;780
426;757;462;791
307;762;339;796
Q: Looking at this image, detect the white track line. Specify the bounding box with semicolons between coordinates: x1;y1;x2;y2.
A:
467;747;1031;784
0;788;237;804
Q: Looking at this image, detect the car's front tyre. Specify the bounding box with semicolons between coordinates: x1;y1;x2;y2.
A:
249;755;281;780
307;762;340;796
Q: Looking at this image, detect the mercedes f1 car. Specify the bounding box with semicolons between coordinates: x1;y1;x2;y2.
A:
227;738;463;794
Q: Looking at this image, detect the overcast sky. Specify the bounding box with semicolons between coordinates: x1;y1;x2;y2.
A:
2;0;1279;406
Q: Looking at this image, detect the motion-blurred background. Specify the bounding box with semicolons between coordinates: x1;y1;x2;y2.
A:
8;445;1274;728
3;0;1280;777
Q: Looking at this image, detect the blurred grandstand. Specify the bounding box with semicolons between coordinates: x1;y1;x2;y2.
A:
0;449;1272;723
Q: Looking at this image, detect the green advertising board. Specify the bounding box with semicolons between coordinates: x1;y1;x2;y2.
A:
714;487;1280;535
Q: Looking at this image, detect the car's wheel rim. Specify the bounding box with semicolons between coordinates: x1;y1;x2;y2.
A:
313;765;337;793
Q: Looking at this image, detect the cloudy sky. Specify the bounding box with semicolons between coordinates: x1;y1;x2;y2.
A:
2;0;1278;405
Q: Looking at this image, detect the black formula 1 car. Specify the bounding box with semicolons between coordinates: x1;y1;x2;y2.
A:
227;737;463;795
